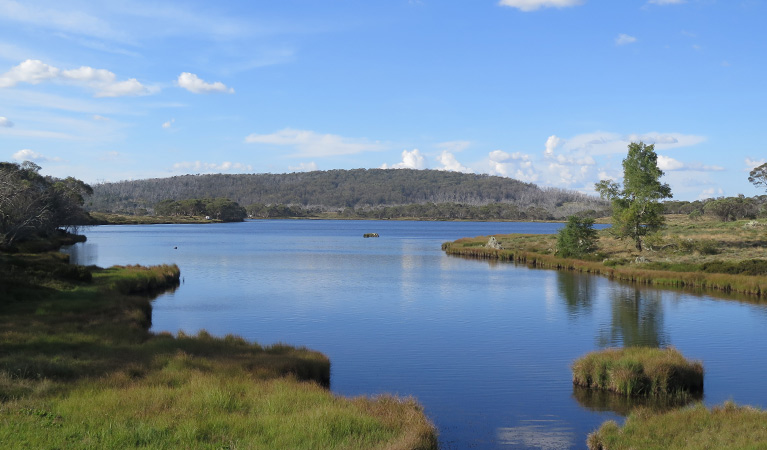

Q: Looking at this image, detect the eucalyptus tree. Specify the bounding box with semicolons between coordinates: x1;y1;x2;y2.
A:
595;142;672;252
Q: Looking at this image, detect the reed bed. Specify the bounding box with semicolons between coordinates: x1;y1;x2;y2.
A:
572;347;703;397
587;402;767;450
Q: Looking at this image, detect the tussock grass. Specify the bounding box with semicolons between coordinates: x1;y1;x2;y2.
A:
442;216;767;297
572;347;703;397
587;401;767;450
0;252;437;449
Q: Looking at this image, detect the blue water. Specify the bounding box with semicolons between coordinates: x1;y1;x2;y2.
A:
63;220;767;449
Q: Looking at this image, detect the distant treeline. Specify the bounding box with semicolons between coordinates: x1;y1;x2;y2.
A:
663;195;767;222
89;169;608;220
154;198;246;222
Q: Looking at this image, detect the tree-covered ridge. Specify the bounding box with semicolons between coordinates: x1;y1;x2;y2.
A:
89;169;607;219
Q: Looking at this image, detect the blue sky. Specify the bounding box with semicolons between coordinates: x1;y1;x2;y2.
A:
0;0;764;200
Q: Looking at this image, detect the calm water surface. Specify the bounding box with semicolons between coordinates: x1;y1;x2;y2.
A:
64;220;767;449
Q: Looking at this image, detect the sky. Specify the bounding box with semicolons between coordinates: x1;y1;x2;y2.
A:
0;0;765;201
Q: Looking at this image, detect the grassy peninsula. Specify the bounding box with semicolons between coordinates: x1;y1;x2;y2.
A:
0;249;437;449
442;215;767;297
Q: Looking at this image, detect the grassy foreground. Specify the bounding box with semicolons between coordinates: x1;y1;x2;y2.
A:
587;402;767;450
572;347;703;397
0;251;437;449
442;215;767;297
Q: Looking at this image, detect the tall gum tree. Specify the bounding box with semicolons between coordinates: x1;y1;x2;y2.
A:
595;142;672;252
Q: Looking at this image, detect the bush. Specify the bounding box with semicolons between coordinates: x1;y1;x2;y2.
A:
556;216;598;258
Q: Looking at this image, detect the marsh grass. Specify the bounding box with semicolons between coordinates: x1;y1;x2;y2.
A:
587;401;767;450
0;252;437;449
442;216;767;297
572;347;703;397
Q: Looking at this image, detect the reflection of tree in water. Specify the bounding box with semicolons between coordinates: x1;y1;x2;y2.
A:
557;271;594;317
599;286;666;348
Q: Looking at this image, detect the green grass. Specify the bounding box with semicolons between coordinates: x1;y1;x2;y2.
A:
0;251;437;449
572;347;703;397
442;216;767;297
587;402;767;450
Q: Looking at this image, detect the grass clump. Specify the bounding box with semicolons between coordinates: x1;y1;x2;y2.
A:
572;347;703;397
587;401;767;450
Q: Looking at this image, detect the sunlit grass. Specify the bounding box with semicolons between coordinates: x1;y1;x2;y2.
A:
572;347;703;398
587;402;767;450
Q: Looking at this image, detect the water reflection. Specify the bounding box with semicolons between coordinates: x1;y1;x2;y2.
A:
572;385;700;417
497;419;576;450
599;286;666;348
556;271;594;318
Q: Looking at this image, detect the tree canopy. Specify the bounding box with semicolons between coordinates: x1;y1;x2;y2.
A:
595;142;672;251
748;163;767;192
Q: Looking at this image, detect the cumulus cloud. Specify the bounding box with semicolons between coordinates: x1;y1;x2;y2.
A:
162;119;175;129
289;162;319;172
615;34;637;46
698;187;723;200
436;151;472;173
488;150;538;182
746;158;766;170
172;161;253;173
658;155;724;172
12;148;61;162
0;116;13;127
177;72;234;94
498;0;584;12
245;128;385;157
381;149;426;170
0;59;150;97
544;135;562;157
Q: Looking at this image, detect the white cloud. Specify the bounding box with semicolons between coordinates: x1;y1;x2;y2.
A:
245;128;385;157
698;187;723;200
162;119;175;129
289;162;318;172
657;155;685;171
0;116;13;127
648;0;685;5
0;0;127;42
12;148;62;162
172;161;253;173
487;150;538;182
615;34;637;46
0;59;151;97
498;0;584;12
544;135;561;157
177;72;234;94
92;114;110;121
381;149;426;170
658;155;724;172
746;158;766;170
436;151;472;173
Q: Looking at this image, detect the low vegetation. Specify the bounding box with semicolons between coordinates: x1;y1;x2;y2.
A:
571;347;703;397
0;248;437;449
587;402;767;450
443;215;767;297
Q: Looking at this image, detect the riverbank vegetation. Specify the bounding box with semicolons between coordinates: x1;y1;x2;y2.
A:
572;347;703;397
0;249;437;449
587;402;767;450
442;215;767;297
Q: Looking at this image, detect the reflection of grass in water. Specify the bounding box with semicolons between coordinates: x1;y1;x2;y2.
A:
588;402;767;450
572;347;703;398
572;385;700;417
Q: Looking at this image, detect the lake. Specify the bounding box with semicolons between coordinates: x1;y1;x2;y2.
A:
63;220;767;449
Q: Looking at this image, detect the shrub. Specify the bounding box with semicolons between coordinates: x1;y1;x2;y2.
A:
556;216;598;258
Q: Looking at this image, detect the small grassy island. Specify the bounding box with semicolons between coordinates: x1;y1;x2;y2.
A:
0;244;437;449
572;347;703;397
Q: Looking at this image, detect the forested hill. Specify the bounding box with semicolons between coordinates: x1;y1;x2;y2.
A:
88;169;606;218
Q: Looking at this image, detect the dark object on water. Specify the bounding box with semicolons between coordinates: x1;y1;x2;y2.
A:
363;233;379;238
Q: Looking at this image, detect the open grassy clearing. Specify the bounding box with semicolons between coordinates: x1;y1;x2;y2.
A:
0;251;437;449
442;215;767;297
587;402;767;450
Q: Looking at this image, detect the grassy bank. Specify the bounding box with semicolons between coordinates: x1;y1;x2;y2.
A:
89;212;222;224
572;347;703;397
442;215;767;297
587;402;767;450
0;251;437;449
